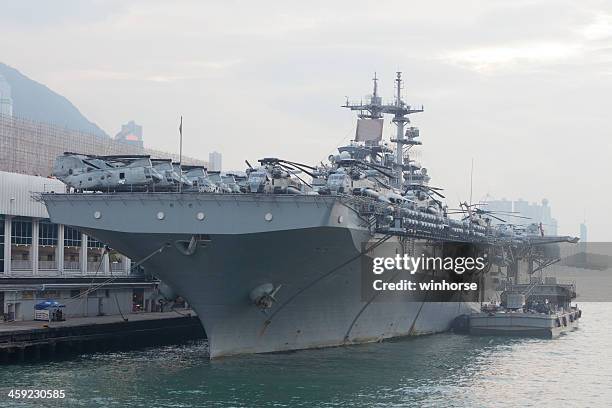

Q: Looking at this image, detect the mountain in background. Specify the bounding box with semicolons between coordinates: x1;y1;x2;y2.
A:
0;62;108;137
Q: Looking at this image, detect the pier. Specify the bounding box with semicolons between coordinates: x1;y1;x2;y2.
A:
0;311;205;363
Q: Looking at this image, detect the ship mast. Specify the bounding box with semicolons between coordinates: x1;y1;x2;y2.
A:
342;72;423;187
394;72;405;168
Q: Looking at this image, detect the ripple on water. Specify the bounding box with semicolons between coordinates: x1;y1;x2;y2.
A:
0;303;610;407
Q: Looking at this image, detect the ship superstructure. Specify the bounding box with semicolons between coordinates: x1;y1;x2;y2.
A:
40;73;577;358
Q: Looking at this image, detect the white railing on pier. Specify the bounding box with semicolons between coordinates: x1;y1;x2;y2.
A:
87;262;103;273
11;260;32;270
110;262;124;273
38;260;58;270
63;261;81;271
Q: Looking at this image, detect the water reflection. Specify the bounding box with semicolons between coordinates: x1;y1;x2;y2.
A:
0;303;610;407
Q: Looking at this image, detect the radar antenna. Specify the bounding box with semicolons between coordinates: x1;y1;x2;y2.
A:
342;72;424;187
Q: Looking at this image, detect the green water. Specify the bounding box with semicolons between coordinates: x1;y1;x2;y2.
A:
1;303;610;407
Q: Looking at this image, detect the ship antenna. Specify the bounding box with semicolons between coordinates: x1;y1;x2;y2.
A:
372;72;378;98
469;158;474;206
342;72;423;187
394;72;405;174
178;115;183;193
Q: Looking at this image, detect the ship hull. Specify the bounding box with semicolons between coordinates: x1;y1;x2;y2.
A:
43;193;480;358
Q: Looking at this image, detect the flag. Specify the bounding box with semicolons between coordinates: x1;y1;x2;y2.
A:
179;116;183;136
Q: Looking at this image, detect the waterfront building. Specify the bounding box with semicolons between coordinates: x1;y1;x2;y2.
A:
0;171;159;321
0;113;208;322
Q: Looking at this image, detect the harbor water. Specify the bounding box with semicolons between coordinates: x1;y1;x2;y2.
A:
0;302;610;407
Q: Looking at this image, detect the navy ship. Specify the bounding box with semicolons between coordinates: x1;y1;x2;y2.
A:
40;73;577;358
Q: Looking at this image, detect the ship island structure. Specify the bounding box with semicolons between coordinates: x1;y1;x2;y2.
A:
39;73;579;358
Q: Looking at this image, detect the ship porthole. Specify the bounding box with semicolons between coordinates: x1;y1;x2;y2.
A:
157;211;165;220
264;212;273;222
196;212;205;221
338;215;344;224
93;211;101;219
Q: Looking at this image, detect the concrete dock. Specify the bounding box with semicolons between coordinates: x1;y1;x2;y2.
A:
0;310;206;363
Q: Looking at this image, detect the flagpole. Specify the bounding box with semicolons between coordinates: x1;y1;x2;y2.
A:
179;115;183;193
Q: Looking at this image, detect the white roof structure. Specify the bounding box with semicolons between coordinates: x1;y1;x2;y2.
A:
0;171;65;218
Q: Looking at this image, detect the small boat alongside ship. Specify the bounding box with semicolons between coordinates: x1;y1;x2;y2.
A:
454;278;582;338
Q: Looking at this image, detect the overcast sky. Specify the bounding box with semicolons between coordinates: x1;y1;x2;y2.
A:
1;0;611;239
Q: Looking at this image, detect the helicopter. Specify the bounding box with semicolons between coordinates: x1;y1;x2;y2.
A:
151;159;187;190
183;165;217;193
447;202;531;227
322;150;400;202
207;171;233;193
242;158;309;194
403;184;445;215
52;152;162;191
221;174;241;193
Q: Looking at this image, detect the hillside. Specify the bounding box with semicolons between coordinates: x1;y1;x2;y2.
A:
0;62;107;137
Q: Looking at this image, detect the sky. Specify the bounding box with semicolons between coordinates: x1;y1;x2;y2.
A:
1;0;611;239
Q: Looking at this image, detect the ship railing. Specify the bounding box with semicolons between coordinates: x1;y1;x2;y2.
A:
339;195;500;244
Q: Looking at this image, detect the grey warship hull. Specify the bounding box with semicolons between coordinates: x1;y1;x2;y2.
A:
43;192;479;358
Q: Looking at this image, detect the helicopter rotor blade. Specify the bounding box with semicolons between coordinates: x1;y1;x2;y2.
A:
279;159;317;171
476;209;531;219
360;161;395;179
488;214;508;223
278;160;317;178
429;189;445;199
501;214;531;219
291;164;317;178
277;163;312;188
365;161;392;171
81;159;103;170
372;177;391;189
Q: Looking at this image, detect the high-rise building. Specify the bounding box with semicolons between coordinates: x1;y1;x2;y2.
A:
0;74;13;116
115;120;144;148
484;198;512;213
580;223;587;243
485;197;558;235
209;151;222;172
